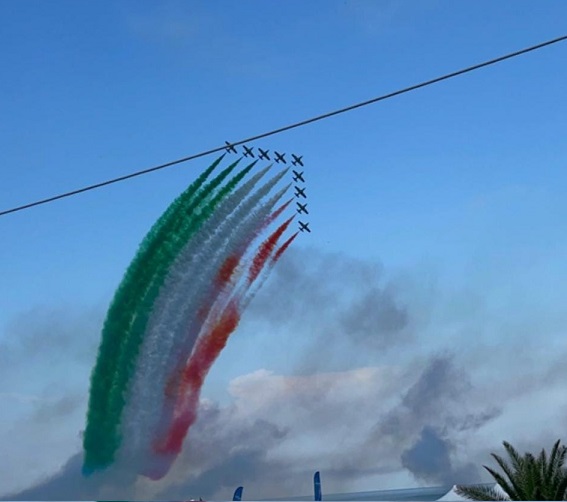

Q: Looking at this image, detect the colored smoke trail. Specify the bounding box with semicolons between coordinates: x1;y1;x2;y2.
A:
143;300;243;480
152;195;294;420
155;302;241;456
248;216;295;285
150;219;295;472
136;186;288;468
99;160;256;471
241;230;299;314
119;168;287;465
83;156;299;479
272;232;299;265
264;198;293;227
83;156;228;471
84;157;245;472
189;197;294;327
140;177;289;392
273;231;299;264
216;254;241;289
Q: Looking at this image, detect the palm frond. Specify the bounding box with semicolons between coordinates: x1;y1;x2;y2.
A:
455;484;510;501
488;453;525;499
503;441;525;472
520;453;540;500
463;440;567;500
548;440;567;480
540;439;564;480
551;474;567;500
539;440;567;500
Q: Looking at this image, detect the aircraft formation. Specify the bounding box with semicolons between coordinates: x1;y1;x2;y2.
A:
225;142;302;165
225;141;310;234
292;168;309;233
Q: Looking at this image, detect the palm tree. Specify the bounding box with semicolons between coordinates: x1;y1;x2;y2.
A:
455;439;567;500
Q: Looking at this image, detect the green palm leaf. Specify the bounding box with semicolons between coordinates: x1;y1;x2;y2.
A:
457;440;567;500
483;465;522;500
455;484;510;501
521;453;540;499
502;441;525;472
548;440;567;481
488;451;526;499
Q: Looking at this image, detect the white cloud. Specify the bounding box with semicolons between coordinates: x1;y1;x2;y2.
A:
4;249;567;499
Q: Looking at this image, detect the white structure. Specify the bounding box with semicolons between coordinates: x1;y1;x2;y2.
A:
437;483;507;501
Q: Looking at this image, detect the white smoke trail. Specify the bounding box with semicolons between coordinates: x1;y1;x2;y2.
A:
184;186;293;352
143;176;290;454
164;182;291;377
237;221;297;314
117;168;289;470
149;212;296;473
115;166;270;470
144;190;293;477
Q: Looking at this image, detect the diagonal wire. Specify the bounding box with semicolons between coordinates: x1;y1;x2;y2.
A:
1;34;566;217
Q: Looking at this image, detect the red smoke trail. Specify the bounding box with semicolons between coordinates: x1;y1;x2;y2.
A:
154;220;291;457
265;198;293;227
239;230;299;313
155;243;247;450
153;301;240;456
203;200;294;315
215;254;240;289
155;206;292;440
219;200;293;279
248;215;295;285
146;297;241;478
215;200;292;289
180;302;240;391
152;209;296;470
227;199;292;272
272;231;299;264
163;251;243;400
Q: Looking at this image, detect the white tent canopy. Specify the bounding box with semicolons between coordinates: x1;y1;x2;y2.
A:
436;483;508;501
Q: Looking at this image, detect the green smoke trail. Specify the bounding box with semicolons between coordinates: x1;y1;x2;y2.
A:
83;158;256;472
84;156;231;471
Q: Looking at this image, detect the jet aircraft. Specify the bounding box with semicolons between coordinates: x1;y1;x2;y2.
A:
274;151;286;164
299;221;311;233
292;170;305;183
258;148;270;160
242;145;255;157
296;202;308;214
291;154;304;167
294;186;306;198
225;141;237;154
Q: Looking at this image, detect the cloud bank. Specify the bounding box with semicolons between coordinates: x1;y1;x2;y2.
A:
2;248;567;499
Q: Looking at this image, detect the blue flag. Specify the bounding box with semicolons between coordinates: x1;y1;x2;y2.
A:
233;486;243;501
314;471;322;501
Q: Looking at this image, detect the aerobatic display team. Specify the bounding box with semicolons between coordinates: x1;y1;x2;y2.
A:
83;152;307;480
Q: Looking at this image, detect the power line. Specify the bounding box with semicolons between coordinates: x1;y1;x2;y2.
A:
2;34;567;218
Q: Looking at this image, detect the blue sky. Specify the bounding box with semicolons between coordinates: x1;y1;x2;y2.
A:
1;1;567;499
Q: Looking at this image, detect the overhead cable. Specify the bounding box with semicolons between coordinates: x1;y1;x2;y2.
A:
2;34;566;217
